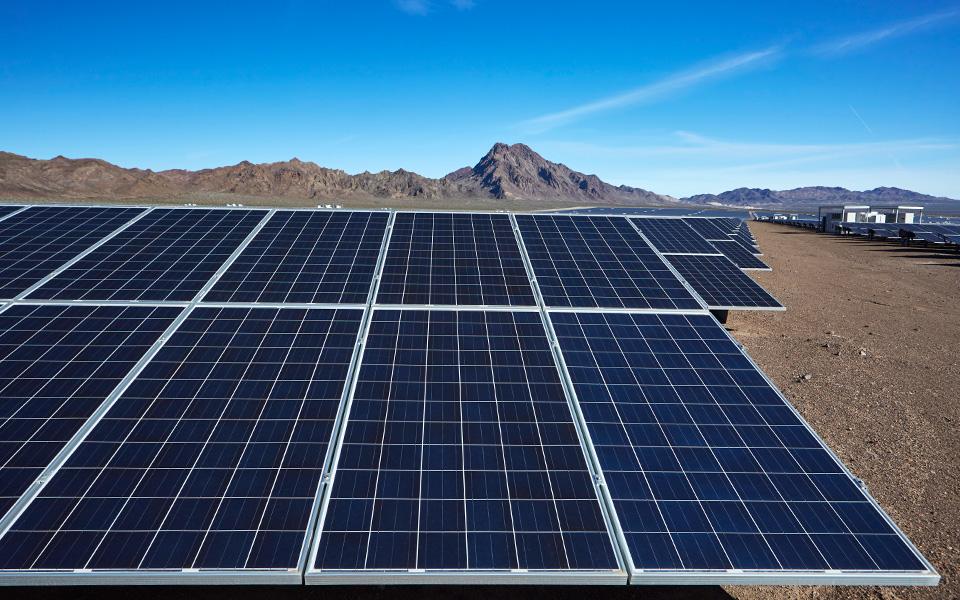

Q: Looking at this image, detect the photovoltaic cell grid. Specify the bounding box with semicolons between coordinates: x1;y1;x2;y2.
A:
516;215;700;310
312;310;619;577
665;255;782;310
0;207;22;219
0;304;181;520
0;206;935;586
377;213;535;306
551;311;931;576
628;219;720;255
0;206;144;299
682;218;733;242
0;307;362;572
27;209;266;302
205;211;388;304
711;241;769;270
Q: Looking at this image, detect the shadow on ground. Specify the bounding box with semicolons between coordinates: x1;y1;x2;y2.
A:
3;585;736;600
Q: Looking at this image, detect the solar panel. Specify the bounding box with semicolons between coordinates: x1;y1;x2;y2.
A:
0;304;180;520
665;255;782;310
683;218;733;241
0;306;362;578
377;213;535;306
0;207;23;219
204;211;388;304
629;219;720;255
26;209;267;302
516;215;701;310
0;207;144;299
711;241;770;270
711;218;742;233
310;309;622;582
733;226;758;249
550;311;935;583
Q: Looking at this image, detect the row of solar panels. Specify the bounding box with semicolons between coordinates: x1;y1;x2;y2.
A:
840;222;960;245
0;205;779;311
0;205;936;586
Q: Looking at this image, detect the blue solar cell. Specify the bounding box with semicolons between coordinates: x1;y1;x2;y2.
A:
0;207;144;298
313;309;619;576
0;206;22;219
27;209;266;302
682;218;733;241
0;307;362;571
377;213;535;306
665;255;781;309
550;311;931;575
516;215;701;310
711;241;769;270
0;304;180;520
629;219;720;255
205;211;388;304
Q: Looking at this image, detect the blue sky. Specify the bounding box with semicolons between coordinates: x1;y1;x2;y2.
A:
2;1;959;197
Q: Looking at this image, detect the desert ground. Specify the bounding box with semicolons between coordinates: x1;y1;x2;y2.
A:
724;221;959;600
6;217;958;600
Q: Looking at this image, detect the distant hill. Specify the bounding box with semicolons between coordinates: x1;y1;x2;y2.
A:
3;146;956;211
0;144;674;206
681;186;960;212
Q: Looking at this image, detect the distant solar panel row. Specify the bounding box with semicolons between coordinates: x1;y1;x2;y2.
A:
629;219;720;255
516;215;700;310
710;241;769;270
682;218;733;242
665;255;782;310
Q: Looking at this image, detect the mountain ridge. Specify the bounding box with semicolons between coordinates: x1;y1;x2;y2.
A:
1;146;956;210
0;144;674;206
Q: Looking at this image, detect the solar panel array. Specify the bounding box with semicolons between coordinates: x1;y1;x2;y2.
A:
0;205;935;587
628;219;720;255
378;213;535;307
0;307;362;574
665;255;782;310
312;310;618;579
626;218;778;310
711;240;770;270
516;215;700;310
27;209;266;302
205;211;388;304
0;207;145;299
552;312;927;575
0;305;180;517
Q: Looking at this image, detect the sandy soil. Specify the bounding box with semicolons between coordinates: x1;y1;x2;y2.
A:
725;222;959;600
6;220;958;600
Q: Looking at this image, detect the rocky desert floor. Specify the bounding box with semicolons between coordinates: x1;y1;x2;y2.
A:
720;222;959;600
8;220;958;600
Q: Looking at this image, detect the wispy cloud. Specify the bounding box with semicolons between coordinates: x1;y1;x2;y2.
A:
539;133;960;197
518;47;782;133
394;0;476;15
542;132;957;165
395;0;431;15
812;8;960;56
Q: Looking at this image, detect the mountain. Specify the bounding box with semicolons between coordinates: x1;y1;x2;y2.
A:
682;186;959;211
0;144;674;206
444;143;670;205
